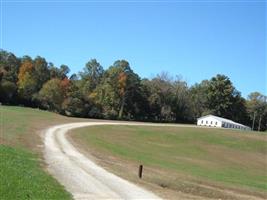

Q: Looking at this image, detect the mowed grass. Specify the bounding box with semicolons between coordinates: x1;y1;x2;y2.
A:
71;125;267;194
0;145;71;200
1;106;62;146
0;106;73;199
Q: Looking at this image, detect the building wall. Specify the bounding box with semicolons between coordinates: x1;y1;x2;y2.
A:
221;121;246;130
197;116;251;131
197;116;221;127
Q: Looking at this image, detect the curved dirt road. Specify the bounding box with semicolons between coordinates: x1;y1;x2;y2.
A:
44;122;169;200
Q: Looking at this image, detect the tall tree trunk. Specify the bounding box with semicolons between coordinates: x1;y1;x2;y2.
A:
119;96;125;119
252;112;256;130
258;115;262;131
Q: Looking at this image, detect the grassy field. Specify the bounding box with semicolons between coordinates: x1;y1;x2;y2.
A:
0;145;71;199
0;106;79;148
2;106;267;199
70;125;267;199
0;106;86;200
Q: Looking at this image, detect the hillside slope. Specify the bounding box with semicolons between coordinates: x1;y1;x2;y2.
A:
0;106;89;200
70;125;267;199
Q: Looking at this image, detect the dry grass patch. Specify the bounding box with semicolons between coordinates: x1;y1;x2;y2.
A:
69;125;267;200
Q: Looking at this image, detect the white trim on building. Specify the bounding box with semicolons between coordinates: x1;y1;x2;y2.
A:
197;115;251;130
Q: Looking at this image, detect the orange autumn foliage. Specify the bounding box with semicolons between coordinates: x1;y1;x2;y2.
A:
17;60;34;85
60;77;70;88
118;72;127;96
60;77;71;96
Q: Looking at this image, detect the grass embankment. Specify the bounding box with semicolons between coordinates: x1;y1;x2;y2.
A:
0;106;81;200
70;125;267;199
0;146;71;199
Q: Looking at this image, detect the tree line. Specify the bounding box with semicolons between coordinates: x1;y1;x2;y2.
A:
0;49;266;131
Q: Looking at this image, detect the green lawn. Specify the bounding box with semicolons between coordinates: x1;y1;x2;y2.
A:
0;106;73;200
0;145;71;200
71;125;267;194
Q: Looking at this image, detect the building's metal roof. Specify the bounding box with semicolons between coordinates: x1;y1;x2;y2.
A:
197;115;250;128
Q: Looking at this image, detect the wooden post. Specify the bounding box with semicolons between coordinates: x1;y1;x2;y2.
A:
138;165;143;179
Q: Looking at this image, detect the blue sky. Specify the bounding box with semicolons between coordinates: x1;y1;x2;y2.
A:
1;1;266;97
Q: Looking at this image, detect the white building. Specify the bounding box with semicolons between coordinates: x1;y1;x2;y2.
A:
197;115;251;131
